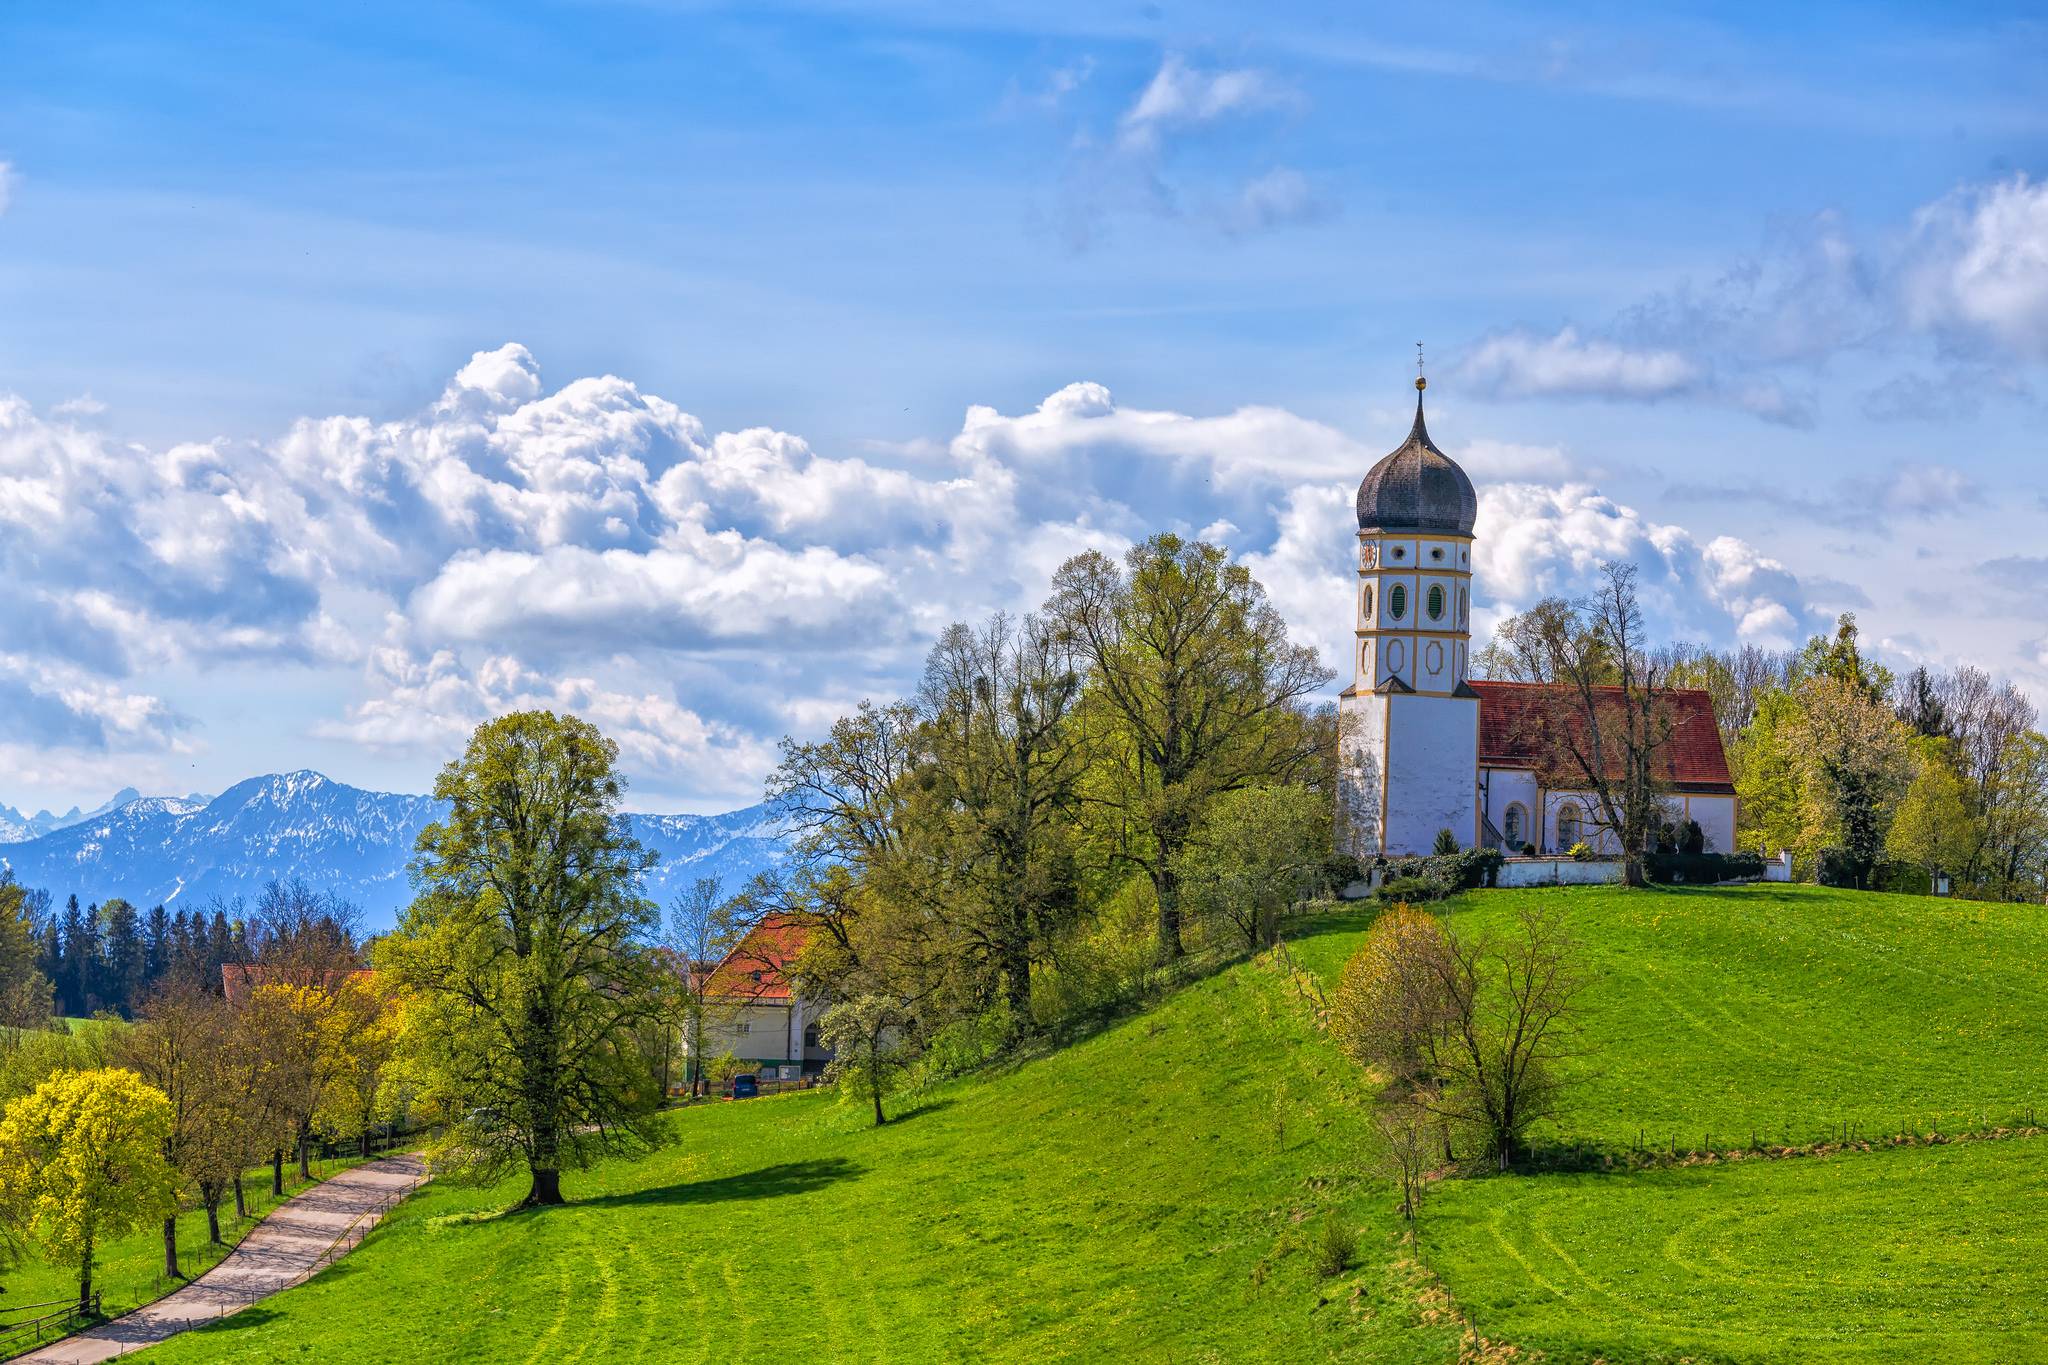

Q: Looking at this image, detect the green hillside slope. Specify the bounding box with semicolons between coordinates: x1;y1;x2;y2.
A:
143;952;1462;1364
1290;883;2048;1363
143;882;2048;1364
1291;882;2048;1145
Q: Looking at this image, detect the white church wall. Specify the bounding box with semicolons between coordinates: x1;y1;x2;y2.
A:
1482;767;1540;849
1337;693;1386;858
1383;694;1478;854
1545;790;1620;854
1684;795;1737;854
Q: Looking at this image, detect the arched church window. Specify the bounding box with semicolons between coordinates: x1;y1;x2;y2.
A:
1361;585;1374;620
1427;585;1446;621
1557;803;1585;849
1503;803;1527;847
1459;588;1468;625
1388;585;1407;620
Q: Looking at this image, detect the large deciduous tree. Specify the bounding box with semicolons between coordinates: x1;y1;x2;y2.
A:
382;711;664;1208
1046;535;1331;960
908;613;1089;1021
0;1068;179;1313
1482;563;1673;885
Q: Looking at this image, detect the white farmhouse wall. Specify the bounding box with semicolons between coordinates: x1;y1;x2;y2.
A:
1383;694;1478;854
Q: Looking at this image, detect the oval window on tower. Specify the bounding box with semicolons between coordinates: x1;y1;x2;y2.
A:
1361;585;1375;620
1387;639;1406;673
1459;587;1469;625
1388;584;1407;620
1427;585;1446;621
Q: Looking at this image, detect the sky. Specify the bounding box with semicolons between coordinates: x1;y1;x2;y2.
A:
0;0;2044;814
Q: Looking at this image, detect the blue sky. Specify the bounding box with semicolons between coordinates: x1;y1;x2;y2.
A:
0;0;2043;813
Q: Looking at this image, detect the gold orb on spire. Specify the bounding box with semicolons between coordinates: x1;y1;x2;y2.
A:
1416;376;1427;392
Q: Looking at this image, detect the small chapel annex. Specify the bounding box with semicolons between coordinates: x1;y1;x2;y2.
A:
1336;376;1738;860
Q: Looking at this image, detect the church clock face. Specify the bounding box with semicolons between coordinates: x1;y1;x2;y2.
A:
1360;543;1378;570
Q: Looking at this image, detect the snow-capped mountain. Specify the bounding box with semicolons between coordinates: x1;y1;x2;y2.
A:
0;771;791;929
0;787;146;843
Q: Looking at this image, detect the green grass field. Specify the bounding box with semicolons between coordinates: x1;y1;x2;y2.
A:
1427;1138;2048;1363
1289;883;2048;1147
136;883;2048;1363
143;955;1462;1364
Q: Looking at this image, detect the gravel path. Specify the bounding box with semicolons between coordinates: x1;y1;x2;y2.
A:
15;1153;427;1363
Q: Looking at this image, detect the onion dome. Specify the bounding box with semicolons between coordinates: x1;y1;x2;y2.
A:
1355;378;1478;535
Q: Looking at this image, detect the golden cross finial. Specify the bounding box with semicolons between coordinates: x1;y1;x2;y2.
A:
1415;341;1427;392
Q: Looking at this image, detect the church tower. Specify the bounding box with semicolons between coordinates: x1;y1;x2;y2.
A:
1337;371;1482;858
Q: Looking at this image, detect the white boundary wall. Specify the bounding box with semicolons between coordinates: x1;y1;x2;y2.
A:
1497;857;1625;888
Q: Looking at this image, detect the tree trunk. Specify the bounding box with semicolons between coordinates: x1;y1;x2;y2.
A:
205;1198;222;1245
162;1215;178;1279
297;1127;312;1180
271;1148;284;1197
525;1167;564;1206
233;1172;247;1220
1623;853;1646;888
1151;864;1186;962
871;1082;886;1126
77;1232;93;1316
361;1128;373;1158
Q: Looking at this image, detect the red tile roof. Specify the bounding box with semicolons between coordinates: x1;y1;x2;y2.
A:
705;914;810;1004
1469;680;1735;794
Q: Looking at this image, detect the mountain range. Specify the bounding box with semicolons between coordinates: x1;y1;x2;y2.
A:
0;771;791;929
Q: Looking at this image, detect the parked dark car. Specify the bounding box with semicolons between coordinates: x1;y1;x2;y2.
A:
728;1073;759;1099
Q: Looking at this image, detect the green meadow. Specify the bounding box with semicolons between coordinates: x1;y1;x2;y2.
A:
142;884;2048;1363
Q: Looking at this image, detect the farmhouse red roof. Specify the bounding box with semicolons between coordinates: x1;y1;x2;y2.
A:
705;914;810;1004
1468;680;1735;794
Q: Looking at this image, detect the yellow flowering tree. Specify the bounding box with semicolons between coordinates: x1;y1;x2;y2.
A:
0;1068;179;1313
314;977;403;1156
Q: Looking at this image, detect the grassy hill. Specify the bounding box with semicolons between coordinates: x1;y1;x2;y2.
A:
141;948;1464;1364
141;883;2048;1363
1289;883;2048;1363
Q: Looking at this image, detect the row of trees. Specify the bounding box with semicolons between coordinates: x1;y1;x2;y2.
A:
0;883;403;1312
0;879;260;1026
1714;623;2048;896
748;534;1341;1098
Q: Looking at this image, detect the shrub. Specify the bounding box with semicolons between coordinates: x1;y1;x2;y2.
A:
1567;842;1595;862
1315;853;1365;897
1817;846;1873;889
1377;874;1447;904
1432;828;1460;856
1425;846;1503;891
1520;842;1536;857
1331;904;1454;1078
1645;851;1766;884
1873;860;1933;896
1680;819;1706;855
1315;1212;1357;1278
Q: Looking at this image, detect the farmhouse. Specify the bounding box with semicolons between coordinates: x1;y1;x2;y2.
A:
682;913;834;1083
1337;378;1737;858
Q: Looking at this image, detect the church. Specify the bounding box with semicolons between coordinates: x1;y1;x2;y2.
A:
1337;376;1738;860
